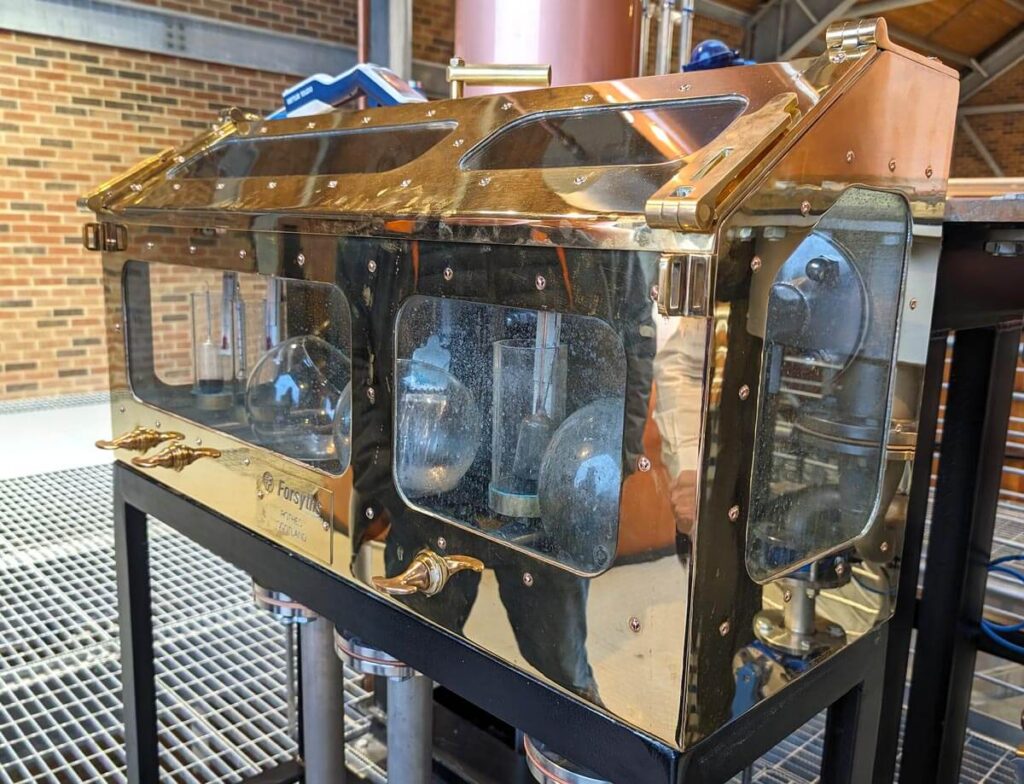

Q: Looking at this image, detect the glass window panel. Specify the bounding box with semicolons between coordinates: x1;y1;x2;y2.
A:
172;122;456;179
124;261;352;474
461;97;747;170
394;296;627;574
746;188;911;581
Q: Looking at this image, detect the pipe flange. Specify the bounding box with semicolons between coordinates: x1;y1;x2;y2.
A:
252;581;317;624
333;629;418;680
524;736;609;784
753;608;846;658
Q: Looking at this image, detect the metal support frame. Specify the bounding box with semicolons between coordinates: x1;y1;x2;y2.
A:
112;462;888;784
958;116;1006;177
960;25;1024;102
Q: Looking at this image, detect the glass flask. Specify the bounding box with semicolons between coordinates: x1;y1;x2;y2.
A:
245;335;352;462
489;338;567;518
395;358;482;498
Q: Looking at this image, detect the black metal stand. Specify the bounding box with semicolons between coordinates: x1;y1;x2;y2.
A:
113;461;887;784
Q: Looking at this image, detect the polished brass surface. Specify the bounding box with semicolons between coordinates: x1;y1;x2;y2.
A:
372;549;485;597
131;443;222;471
95;425;183;452
446;58;551;99
89;18;961;755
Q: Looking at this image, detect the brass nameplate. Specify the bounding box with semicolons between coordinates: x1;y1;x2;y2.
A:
255;469;333;565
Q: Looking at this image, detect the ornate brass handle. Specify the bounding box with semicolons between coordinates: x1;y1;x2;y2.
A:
131;443;221;472
96;426;184;453
372;549;484;597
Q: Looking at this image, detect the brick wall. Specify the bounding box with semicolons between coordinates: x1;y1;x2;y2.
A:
951;60;1024;178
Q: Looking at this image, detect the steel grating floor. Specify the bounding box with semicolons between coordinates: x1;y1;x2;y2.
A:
0;464;1017;783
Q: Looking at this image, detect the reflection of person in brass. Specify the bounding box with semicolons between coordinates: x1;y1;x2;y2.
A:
343;237;655;705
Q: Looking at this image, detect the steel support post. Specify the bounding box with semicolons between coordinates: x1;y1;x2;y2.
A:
299;617;347;783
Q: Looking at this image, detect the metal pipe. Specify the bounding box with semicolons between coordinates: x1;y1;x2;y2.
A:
357;0;370;63
678;0;695;67
784;585;817;636
300;618;346;783
654;0;676;74
387;674;433;783
638;0;653;76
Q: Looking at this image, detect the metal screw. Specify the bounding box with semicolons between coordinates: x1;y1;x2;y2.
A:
188;244;197;255
909;298;918;310
719;621;730;636
535;274;546;291
637;455;651;472
437;536;447;550
426;109;436;117
679;83;692;92
728;505;741;522
925;165;933;178
172;183;181;190
257;490;264;499
573;175;587;186
800;200;811;216
523;572;534;587
888;158;896;172
259;126;268;134
650;284;659;302
118;405;126;413
750;256;762;272
582;93;594;102
629;616;641;633
130;183;142;192
367;259;377;273
361;116;371;124
322;520;330;531
738;384;750;400
238;249;247;259
501;101;513;111
845;150;855;163
880;541;890;553
114;323;121;332
366;387;376;404
267;181;277;189
296;253;305;267
154;420;161;428
195;438;202;445
243;457;251;466
783;589;792;602
365;507;375;520
401;178;412;188
443;266;454;281
453;138;465;148
145;241;154;251
328;180;338;188
478;176;491;187
835;561;847;577
216;182;225;190
306;121;316;129
175;155;185;163
827;623;845;639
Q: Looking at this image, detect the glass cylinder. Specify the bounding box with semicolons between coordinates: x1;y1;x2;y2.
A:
489;339;566;518
190;290;233;411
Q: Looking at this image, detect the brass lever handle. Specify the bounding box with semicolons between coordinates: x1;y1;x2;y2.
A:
96;426;184;453
372;549;484;597
131;443;221;472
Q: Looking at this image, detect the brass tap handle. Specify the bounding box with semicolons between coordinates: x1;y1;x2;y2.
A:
446;57;551;99
372;549;484;597
131;443;221;472
96;426;184;453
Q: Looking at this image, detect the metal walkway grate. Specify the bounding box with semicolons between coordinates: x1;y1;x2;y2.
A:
0;464;1016;783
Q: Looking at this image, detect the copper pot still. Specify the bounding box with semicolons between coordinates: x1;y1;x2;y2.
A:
454;0;643;93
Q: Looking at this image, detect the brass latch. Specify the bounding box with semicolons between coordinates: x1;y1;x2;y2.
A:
446;58;551;99
372;549;484;597
657;253;712;317
96;426;184;453
131;443;222;471
82;222;127;252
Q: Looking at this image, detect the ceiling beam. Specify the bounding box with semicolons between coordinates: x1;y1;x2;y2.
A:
957;117;1005;177
855;0;935;16
886;26;974;66
959;101;1024;114
781;0;859;59
960;25;1024;101
696;0;752;27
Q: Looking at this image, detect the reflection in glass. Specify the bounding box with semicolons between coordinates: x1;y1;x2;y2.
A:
245;335;352;463
395;358;482;498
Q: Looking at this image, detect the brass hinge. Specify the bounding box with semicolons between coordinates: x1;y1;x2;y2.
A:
825;18;880;61
82;222;127;252
657;253;712;317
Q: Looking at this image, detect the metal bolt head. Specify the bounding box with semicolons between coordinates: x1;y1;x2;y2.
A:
400;178;412;188
114;322;121;332
888;158;897;172
443;266;454;281
925;165;933;178
145;241;154;251
188;245;197;255
256;489;264;499
365;506;375;520
909;298;918;310
267;181;277;189
238;249;247;259
880;541;890;553
453;138;465;148
322;520;330;530
835;561;847;577
679;83;692;92
573;175;587;186
130;183;142;192
426;108;436;117
719;620;730;637
243;457;251;466
800;200;811;216
259;126;268;133
172;183;181;190
728;505;741;522
738;384;750;400
361;116;371;124
629;616;641;633
535;274;546;291
118;405;126;413
478;176;492;187
827;623;845;639
523;572;534;587
296;253;305;267
366;387;376;404
367;259;377;273
154;420;161;428
216;182;225;190
306;121;316;129
637;455;651;472
783;589;792;602
750;256;762;272
650;284;659;302
501;101;514;110
195;438;202;445
437;536;447;550
845;150;855;163
582;93;594;102
327;180;338;188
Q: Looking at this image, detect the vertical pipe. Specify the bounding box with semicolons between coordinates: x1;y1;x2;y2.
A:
300;618;346;783
654;0;676;74
678;0;695;66
638;0;652;76
387;675;433;784
357;0;371;63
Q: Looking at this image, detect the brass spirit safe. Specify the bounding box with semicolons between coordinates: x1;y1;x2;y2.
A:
88;18;958;753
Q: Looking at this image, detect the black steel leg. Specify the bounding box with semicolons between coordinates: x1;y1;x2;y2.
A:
901;324;1023;784
873;333;949;781
820;648;884;784
113;471;159;783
